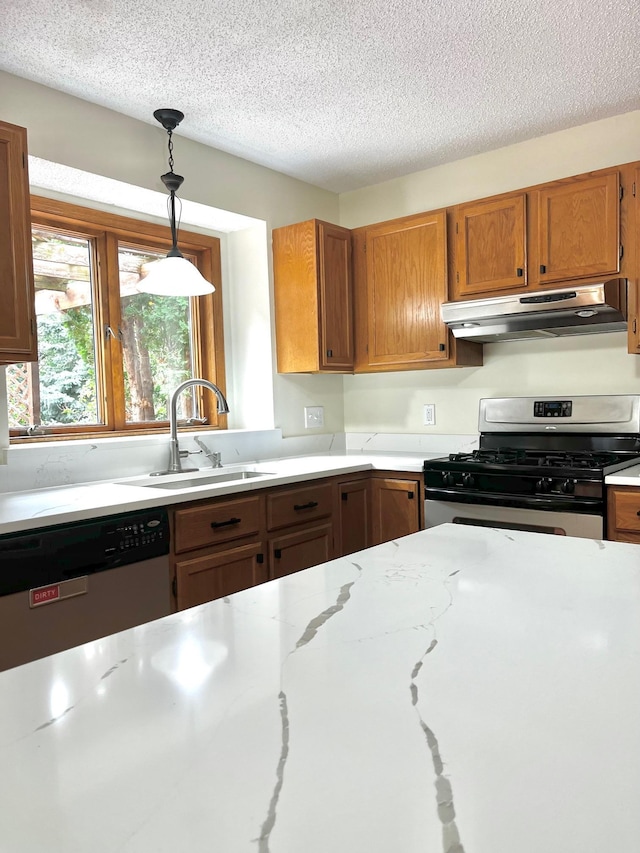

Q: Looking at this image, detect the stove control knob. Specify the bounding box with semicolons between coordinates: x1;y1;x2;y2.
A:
560;479;576;494
442;472;456;486
462;473;476;488
536;478;552;493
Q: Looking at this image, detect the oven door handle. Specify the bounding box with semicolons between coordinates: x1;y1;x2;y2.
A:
424;488;603;514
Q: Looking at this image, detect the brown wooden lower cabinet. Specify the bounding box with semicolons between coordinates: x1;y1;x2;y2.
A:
607;486;640;542
370;477;421;546
174;541;268;610
269;521;334;580
336;477;370;556
171;470;425;610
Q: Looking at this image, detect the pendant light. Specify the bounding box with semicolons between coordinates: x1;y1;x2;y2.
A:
138;108;214;296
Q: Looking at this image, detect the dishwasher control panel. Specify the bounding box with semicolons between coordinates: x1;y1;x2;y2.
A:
106;515;167;554
0;509;170;597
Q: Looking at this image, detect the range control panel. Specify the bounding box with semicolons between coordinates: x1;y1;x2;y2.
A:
533;400;573;418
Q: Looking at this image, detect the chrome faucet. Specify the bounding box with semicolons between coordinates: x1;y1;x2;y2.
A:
162;379;229;475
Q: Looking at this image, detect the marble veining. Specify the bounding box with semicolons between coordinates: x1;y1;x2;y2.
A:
2;525;640;852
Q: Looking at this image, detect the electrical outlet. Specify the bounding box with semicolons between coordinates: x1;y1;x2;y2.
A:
423;404;436;426
304;406;324;429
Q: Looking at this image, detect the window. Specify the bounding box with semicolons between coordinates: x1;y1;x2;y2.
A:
7;197;226;439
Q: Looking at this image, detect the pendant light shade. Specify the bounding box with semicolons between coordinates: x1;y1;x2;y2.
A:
141;256;214;296
138;108;214;297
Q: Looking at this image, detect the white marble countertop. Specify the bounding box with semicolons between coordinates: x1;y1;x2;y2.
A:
0;452;434;536
605;463;640;486
1;523;639;852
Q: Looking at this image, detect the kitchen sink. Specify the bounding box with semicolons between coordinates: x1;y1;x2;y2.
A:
122;470;276;490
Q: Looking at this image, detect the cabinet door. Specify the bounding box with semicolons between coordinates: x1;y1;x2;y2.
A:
628;166;640;355
318;221;354;370
269;522;333;580
606;487;640;541
370;478;421;546
337;478;370;556
0;121;37;364
273;219;353;373
455;193;526;296
363;211;448;368
175;541;267;610
531;171;620;285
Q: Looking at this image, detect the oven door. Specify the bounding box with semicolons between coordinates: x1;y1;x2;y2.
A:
424;498;603;539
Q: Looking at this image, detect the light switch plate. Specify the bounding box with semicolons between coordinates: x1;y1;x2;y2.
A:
304;406;324;429
423;404;436;426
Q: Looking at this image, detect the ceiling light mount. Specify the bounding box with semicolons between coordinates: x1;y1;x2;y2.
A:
153;108;184;133
138;109;214;296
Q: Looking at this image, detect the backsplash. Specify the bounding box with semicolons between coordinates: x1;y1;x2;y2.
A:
0;430;478;494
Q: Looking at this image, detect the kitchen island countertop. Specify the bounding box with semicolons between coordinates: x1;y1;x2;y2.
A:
1;523;639;853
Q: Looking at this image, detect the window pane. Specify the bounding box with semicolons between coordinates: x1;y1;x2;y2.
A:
118;245;196;423
7;228;100;429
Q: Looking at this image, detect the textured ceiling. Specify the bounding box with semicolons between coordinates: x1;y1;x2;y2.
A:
2;0;640;192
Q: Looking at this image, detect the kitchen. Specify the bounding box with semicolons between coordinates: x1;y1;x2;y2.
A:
2;3;640;849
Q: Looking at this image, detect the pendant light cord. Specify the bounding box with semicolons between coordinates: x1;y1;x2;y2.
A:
164;127;183;257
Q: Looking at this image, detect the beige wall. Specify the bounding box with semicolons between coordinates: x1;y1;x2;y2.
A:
340;110;640;434
3;71;640;441
0;72;344;438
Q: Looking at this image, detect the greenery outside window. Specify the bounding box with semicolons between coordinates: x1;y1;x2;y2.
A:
7;197;226;440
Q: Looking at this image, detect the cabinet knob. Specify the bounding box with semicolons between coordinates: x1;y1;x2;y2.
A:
341;492;348;501
326;349;333;358
256;553;264;564
408;492;414;500
274;549;282;559
516;267;523;277
540;264;547;274
439;343;446;352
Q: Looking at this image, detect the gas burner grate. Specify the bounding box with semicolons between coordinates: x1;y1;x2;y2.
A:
448;449;527;465
448;449;623;469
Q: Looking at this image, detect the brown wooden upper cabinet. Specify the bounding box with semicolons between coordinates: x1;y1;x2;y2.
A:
628;165;640;355
353;211;482;371
0;121;37;364
529;170;621;287
273;218;353;373
451;168;623;301
453;192;527;298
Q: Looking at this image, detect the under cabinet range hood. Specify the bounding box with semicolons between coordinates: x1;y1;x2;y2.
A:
441;280;628;343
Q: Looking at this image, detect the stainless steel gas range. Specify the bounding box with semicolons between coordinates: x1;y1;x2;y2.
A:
423;395;640;539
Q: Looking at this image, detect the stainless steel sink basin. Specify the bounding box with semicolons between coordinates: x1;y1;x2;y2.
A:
138;470;275;490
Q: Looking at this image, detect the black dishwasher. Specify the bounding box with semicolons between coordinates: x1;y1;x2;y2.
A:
0;508;172;671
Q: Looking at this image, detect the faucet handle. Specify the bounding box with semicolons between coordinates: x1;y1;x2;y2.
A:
193;437;222;468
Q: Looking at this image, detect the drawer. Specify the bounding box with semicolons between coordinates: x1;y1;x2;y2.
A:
267;482;333;531
609;530;640;545
609;489;640;533
174;495;264;553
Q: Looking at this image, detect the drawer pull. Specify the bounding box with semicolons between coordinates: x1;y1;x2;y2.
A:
210;517;241;529
636;511;640;517
294;501;319;511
